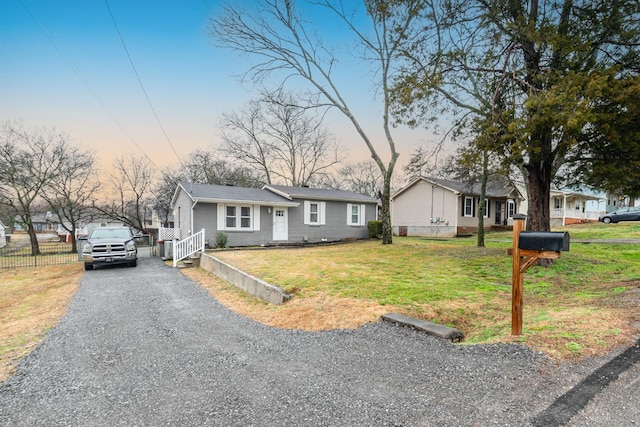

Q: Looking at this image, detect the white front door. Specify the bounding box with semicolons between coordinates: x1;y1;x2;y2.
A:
273;208;288;241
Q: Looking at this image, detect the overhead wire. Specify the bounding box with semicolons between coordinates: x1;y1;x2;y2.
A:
103;0;186;170
17;0;164;174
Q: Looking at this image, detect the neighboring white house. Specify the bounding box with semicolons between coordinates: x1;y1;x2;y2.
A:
515;183;606;227
391;176;522;238
0;219;6;248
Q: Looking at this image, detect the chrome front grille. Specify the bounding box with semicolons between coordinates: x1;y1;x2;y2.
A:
92;243;126;254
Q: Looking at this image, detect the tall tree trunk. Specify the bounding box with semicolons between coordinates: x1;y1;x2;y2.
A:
477;149;489;247
380;171;393;245
524;161;552;232
27;226;40;256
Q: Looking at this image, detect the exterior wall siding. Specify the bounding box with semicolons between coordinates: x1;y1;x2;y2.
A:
173;190;193;242
172;186;376;247
392;180;517;237
286;198;374;243
392;181;459;237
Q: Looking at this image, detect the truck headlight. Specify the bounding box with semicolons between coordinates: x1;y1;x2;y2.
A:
82;243;92;254
126;241;136;251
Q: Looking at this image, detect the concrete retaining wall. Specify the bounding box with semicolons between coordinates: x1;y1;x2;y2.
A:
199;252;290;305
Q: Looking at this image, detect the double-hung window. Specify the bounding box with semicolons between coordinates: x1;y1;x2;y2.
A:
507;200;516;218
554;198;562;210
479;198;490;218
463;197;474;217
220;204;256;230
347;203;366;226
304;201;325;225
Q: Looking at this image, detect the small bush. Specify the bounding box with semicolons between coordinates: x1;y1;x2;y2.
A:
215;232;228;248
367;220;383;238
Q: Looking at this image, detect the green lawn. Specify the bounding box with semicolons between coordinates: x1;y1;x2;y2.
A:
212;221;640;359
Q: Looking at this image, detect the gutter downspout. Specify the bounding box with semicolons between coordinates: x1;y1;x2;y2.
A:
562;193;568;226
191;199;198;236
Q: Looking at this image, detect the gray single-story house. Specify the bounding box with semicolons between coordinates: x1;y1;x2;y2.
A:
171;182;378;247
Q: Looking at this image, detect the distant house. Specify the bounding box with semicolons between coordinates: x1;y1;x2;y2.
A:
171;182;378;247
515;183;605;227
0;219;6;248
75;218;128;239
391;176;522;238
13;211;62;234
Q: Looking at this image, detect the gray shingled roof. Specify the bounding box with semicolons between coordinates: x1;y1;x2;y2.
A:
393;176;520;200
422;177;518;198
178;182;298;206
265;185;379;203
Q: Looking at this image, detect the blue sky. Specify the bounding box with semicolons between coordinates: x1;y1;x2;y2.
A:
1;0;432;175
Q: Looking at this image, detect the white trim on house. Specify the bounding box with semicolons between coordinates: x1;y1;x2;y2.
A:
347;203;366;226
272;207;288;241
304;201;326;225
217;203;261;232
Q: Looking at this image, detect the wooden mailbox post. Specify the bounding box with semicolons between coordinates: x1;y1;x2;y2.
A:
508;214;570;335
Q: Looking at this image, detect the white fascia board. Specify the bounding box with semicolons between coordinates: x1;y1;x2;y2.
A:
194;197;299;207
170;182;194;208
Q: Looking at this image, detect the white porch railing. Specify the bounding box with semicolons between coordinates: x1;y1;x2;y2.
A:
552;208;602;221
173;228;205;268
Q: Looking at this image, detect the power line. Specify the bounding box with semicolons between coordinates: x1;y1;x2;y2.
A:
17;0;164;174
104;0;186;170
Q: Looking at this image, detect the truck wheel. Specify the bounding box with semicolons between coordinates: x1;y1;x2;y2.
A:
130;260;137;267
84;263;94;271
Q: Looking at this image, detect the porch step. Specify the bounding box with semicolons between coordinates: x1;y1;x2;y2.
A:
177;252;202;269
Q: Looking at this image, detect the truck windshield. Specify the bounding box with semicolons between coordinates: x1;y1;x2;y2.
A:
90;229;131;239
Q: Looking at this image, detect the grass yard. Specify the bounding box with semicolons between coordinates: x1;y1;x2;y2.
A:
192;221;640;360
0;263;84;382
1;222;638;384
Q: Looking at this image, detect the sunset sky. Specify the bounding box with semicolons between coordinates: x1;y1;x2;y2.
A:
1;1;436;177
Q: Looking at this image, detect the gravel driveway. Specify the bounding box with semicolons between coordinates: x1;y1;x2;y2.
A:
1;257;638;426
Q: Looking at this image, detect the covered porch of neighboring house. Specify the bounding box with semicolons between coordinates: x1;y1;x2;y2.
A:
550;191;605;227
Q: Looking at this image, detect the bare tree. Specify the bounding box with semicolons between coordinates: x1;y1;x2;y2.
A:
0;122;67;255
220;89;343;187
181;148;264;188
339;160;383;198
42;146;101;252
210;0;427;244
96;155;156;233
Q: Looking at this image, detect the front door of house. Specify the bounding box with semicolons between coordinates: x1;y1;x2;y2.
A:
273;208;288;241
495;201;502;225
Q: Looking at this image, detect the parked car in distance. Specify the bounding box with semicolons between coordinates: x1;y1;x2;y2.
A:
598;207;640;224
82;227;138;270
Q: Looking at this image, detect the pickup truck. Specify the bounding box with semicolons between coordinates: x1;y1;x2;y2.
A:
82;227;138;271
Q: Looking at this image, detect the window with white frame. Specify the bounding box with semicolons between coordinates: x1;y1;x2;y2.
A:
479;198;490;218
304;201;325;225
463;197;474;217
507;200;516;218
347;203;366;226
222;204;253;230
554;198;562;209
310;203;319;223
240;206;251;228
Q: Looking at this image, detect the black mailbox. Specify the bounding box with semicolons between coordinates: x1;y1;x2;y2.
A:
518;231;570;252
